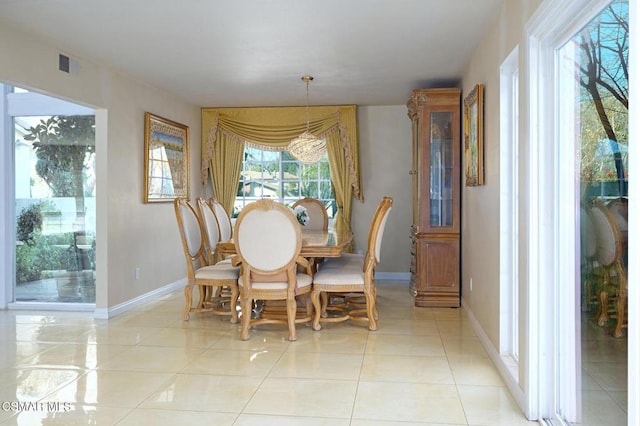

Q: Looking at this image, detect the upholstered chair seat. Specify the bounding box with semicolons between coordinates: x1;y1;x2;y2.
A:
195;263;240;281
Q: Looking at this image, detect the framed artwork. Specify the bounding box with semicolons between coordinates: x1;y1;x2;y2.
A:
464;84;484;186
144;112;189;203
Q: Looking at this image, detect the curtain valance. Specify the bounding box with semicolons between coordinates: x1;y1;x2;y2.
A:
201;105;363;240
202;106;361;196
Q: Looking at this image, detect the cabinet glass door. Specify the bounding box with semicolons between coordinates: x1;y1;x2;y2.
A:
429;112;453;227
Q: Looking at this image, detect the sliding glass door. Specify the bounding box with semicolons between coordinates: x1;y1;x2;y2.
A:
526;0;634;423
9;86;96;304
567;2;629;424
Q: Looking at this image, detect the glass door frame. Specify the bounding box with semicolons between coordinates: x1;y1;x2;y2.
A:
628;2;639;425
1;84;95;308
0;84;13;308
525;0;637;423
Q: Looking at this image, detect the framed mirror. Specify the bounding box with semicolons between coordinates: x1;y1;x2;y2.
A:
144;112;189;203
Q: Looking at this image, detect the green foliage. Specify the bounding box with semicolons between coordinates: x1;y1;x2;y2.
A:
15;232;83;284
16;200;59;245
23;115;95;197
16;203;44;245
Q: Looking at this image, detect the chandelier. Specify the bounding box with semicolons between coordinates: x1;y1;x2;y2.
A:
288;76;326;164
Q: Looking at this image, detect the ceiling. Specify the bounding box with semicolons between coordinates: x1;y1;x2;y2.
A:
0;0;502;107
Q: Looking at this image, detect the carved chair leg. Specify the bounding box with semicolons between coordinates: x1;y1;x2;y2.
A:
304;293;313;319
612;263;627;338
240;296;252;341
230;286;239;324
598;290;609;326
182;284;193;321
365;290;378;331
197;285;207;309
372;285;379;320
286;297;297;341
320;292;329;318
613;293;626;338
311;290;323;331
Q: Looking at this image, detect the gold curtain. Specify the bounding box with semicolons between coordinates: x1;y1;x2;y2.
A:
201;105;363;238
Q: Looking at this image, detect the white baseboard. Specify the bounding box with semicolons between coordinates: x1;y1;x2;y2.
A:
375;271;411;281
461;296;526;415
8;302;95;312
8;273;403;319
93;278;185;319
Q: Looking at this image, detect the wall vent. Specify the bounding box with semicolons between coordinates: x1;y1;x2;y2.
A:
58;53;70;73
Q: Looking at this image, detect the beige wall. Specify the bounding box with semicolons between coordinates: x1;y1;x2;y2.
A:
354;106;412;274
460;0;542;392
0;21;202;310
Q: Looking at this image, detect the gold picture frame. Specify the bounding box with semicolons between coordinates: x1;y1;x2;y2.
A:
144;112;189;203
464;84;484;186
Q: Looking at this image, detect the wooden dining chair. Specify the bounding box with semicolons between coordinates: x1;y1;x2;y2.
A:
203;197;236;301
234;199;313;341
196;198;225;265
208;197;233;243
174;198;239;322
310;196;393;331
589;198;627;337
196;197;240;322
292;197;328;231
580;204;598;313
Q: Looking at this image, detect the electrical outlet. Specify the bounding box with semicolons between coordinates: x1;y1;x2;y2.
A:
135;267;141;280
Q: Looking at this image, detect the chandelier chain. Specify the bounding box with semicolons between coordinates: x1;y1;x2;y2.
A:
288;75;326;164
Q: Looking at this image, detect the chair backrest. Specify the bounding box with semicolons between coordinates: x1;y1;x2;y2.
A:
174;198;206;276
365;196;393;265
196;197;220;264
234;199;302;275
292;197;328;231
607;197;628;234
589;198;623;267
208;198;233;241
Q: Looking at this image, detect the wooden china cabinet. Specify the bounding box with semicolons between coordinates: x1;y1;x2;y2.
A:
407;88;461;307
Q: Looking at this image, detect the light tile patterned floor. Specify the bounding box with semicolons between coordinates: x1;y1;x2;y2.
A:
0;281;537;425
575;309;628;426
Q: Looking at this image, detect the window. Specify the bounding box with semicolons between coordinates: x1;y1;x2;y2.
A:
235;145;335;218
500;46;520;369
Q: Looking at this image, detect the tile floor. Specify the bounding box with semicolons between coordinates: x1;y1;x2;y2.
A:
14;272;95;304
577;309;628;426
0;281;536;425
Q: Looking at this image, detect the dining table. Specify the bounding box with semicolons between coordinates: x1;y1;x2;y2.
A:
216;227;354;261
